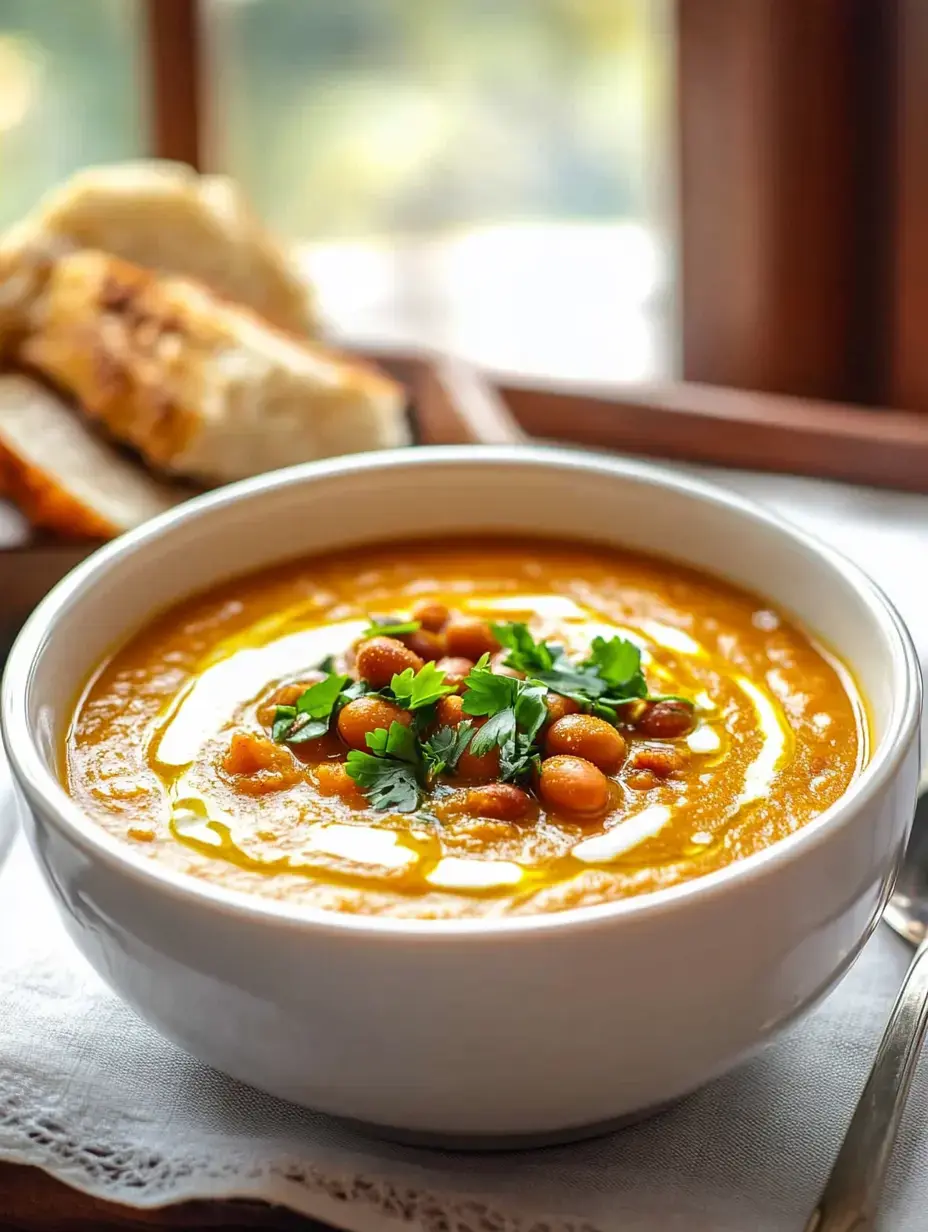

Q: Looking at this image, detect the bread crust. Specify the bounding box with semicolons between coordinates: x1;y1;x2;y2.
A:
0;374;183;539
19;250;409;484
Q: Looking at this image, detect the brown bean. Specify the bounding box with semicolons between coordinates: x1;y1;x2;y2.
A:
538;755;610;814
455;718;501;781
444;617;500;661
400;628;446;661
256;674;325;727
463;783;533;822
544;692;582;726
355;636;423;688
635;699;695;739
545;714;626;774
314;761;367;805
412;600;450;632
435;694;466;727
337;696;412;751
435;656;475;691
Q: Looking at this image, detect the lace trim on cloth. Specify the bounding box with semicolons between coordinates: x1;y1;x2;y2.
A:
0;1092;601;1232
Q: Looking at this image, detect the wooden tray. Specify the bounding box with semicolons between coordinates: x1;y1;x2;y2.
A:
0;351;523;648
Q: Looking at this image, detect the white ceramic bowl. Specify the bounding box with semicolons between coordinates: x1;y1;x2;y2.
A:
1;447;921;1143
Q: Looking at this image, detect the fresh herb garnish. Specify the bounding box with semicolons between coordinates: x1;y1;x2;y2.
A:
584;635;648;698
362;617;421;638
389;661;457;710
420;722;475;779
491;621;555;674
461;662;547;783
345;721;421;812
345;751;421;813
272;671;349;743
364;720;419;762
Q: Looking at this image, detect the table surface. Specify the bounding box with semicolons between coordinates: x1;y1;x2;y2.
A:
2;459;928;1229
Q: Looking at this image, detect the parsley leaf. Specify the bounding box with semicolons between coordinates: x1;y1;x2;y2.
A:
296;672;350;717
344;752;420;813
345;721;422;812
491;622;555;674
469;708;516;755
272;672;349;743
390;661;457;710
364;721;419;763
584;635;648;698
420;722;475;778
460;658;519;716
287;718;332;744
499;731;541;783
362;617;421;638
271;706;297;743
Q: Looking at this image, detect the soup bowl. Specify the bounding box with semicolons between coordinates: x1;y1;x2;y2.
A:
1;446;921;1141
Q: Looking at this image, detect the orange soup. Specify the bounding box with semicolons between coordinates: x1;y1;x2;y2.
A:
66;538;866;918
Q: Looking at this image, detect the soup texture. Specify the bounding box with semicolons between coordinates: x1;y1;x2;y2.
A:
66;538;866;918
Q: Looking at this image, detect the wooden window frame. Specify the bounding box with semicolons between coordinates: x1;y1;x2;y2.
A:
144;0;928;492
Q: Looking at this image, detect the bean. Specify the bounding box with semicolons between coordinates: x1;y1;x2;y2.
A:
436;694;466;726
434;656;475;691
411;600;450;632
355;636;423;688
538;755;609;814
635;699;695;739
455;718;501;781
400;628;446;661
444;617;500;661
543;693;582;726
337;696;412;751
463;783;533;821
545;714;626;774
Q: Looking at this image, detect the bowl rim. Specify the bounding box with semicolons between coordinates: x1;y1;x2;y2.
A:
1;444;922;941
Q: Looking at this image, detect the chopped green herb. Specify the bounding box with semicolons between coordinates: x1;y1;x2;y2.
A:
286;717;331;744
420;722;475;779
389;661;457;710
362;617;421;638
296;672;350;717
459;657;518;716
491;621;555;674
345;721;422;811
584;635;648;698
469;708;516;756
499;731;542;783
271;705;297;743
344;752;420;813
364;721;419;763
271;671;349;743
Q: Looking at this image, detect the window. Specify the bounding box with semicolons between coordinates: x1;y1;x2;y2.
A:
204;0;676;382
0;0;144;230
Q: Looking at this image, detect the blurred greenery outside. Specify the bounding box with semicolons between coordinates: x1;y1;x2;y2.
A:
0;0;675;380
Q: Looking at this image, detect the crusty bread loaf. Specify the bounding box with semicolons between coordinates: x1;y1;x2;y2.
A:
0;375;183;539
0;161;316;340
18;250;409;485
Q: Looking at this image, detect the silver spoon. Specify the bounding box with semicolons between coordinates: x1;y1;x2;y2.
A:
804;785;928;1231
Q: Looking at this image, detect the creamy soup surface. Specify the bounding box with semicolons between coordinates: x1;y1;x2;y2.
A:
66;538;866;918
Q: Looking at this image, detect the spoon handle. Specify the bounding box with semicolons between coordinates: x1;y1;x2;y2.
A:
805;938;928;1232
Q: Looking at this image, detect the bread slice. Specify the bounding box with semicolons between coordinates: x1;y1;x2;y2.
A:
18;250;410;485
0;375;183;539
0;160;316;339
